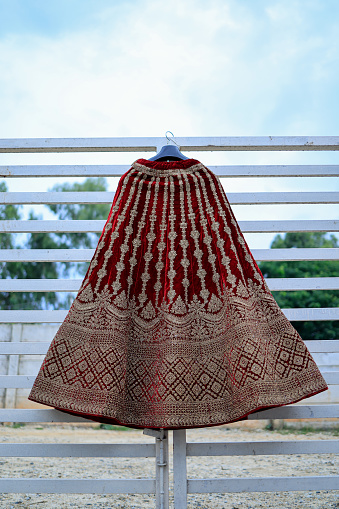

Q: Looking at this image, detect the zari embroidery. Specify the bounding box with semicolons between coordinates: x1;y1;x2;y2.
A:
182;172;210;303
199;167;251;289
79;171;132;292
213;173;265;286
138;177;160;306
28;158;328;430
154;176;169;307
167;176;178;303
191;172;222;298
178;175;190;305
95;172;146;294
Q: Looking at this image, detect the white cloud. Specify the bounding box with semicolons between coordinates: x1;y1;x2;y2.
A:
0;0;338;237
0;0;243;138
0;0;338;142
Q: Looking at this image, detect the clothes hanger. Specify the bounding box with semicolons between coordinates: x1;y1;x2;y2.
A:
148;131;189;161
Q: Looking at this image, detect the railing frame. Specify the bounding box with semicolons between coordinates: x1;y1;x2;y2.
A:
0;136;338;508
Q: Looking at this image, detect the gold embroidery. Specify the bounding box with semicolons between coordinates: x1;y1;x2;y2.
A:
29;160;328;430
136;177;160;305
78;285;94;303
29;287;327;429
113;289;128;309
139;300;156;319
119;175;149;297
191;172;223;298
79;172;132;292
167;176;177;303
214;174;264;286
199;167;247;289
171;295;187;315
182;173;210;303
94;172;145;294
178;177;190;302
132;160;204;177
178;176;190;303
154;176;169;307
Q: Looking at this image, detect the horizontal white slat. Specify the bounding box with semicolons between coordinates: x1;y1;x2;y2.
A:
0;340;336;356
0;409;98;423
1;136;339;152
1;371;336;390
0;279;80;292
187;476;338;494
0;443;155;458
0;192;114;205
4;441;337;459
304;340;339;352
1;164;339;178
2;191;339;205
0;249;94;262
186;440;339;457
0;375;35;388
165;191;339;205
268;277;339;291
0;164;129;178
1;248;338;263
0;310;67;322
213;164;339;178
1;219;338;233
248;404;339;420
253;248;339;261
322;372;339;384
0;219;106;233
0;340;338;356
283;307;339;321
0;342;50;354
1;307;338;323
2;277;338;293
0;405;337;423
0;478;155;494
2;340;338;355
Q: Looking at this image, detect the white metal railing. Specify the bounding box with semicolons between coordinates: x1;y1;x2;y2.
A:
174;338;339;506
0;135;338;152
0;136;338;508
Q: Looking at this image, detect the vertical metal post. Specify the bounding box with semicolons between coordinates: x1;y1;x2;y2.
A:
143;428;169;509
156;429;169;509
5;324;22;409
173;429;187;509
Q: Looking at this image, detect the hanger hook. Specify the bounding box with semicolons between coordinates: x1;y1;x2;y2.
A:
165;131;180;148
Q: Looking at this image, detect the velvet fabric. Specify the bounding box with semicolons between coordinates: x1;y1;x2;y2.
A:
28;158;328;429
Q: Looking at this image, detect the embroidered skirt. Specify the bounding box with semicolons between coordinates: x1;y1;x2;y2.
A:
28;158;328;429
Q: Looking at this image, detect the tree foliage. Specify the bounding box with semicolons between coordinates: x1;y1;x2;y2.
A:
0;178;110;310
48;177;110;249
47;178;111;276
259;232;339;340
2;180;338;337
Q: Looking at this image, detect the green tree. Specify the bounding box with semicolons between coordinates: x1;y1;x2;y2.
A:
48;177;111;276
259;232;339;340
0;182;62;310
0;181;25;294
0;178;111;310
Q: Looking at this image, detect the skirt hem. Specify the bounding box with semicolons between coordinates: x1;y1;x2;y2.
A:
28;384;328;430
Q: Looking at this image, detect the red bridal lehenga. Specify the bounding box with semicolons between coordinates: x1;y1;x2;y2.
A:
28;158;328;429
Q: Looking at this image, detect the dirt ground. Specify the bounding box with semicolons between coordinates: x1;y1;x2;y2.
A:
0;421;338;509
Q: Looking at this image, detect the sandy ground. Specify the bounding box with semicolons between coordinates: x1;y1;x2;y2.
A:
0;422;338;509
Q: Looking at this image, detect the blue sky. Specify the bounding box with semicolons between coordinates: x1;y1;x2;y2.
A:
1;0;338;138
0;0;338;248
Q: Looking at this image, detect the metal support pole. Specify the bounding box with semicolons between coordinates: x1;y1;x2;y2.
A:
143;428;169;509
5;324;22;409
173;429;187;509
